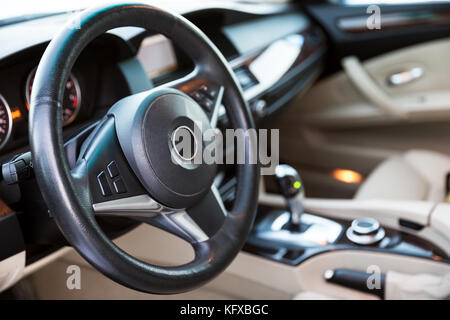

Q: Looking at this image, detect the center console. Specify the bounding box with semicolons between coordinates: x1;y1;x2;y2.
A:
244;165;449;266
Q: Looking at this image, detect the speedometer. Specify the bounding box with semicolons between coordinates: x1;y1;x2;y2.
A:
26;68;81;126
0;94;12;151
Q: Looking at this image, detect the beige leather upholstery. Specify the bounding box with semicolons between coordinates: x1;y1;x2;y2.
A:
294;272;450;300
385;271;450;300
355;150;450;201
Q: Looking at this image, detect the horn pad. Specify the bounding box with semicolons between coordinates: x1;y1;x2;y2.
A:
109;88;217;208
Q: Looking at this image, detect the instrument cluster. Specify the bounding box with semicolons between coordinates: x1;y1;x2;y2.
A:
25;68;82;127
0;94;12;151
0;61;89;155
0;65;85;153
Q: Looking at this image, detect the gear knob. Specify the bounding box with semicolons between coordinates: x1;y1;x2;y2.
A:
275;164;304;228
275;164;304;199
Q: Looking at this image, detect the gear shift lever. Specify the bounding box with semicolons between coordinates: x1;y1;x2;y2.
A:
275;164;304;231
249;164;342;248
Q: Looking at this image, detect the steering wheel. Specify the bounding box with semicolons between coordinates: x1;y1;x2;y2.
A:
29;3;259;294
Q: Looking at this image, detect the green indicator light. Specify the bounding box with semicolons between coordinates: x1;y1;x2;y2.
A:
293;181;301;189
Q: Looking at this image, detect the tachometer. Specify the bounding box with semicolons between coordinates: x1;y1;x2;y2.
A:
26;68;81;126
0;94;12;151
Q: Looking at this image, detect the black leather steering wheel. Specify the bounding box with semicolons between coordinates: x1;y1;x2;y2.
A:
29;3;259;294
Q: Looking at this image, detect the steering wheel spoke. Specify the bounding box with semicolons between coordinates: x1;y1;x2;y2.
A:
91;185;227;245
185;186;227;238
134;206;211;244
138;185;227;244
91;192;209;243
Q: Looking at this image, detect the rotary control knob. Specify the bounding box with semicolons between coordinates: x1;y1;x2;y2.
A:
346;217;385;246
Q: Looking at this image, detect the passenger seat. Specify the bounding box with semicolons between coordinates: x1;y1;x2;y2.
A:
355;150;450;202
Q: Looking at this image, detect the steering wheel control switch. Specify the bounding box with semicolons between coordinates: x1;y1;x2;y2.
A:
96;160;129;197
346;217;386;246
1;152;34;185
112;178;127;194
198;83;219;99
97;171;112;197
189;81;223;114
106;161;120;178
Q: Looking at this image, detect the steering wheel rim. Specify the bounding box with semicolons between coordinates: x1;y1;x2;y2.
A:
29;3;259;294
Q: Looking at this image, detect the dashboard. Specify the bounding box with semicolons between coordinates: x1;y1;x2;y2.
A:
0;2;327;269
0;6;326;157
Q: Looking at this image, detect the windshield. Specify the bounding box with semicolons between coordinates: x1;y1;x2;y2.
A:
0;0;268;23
1;0;94;21
0;0;206;22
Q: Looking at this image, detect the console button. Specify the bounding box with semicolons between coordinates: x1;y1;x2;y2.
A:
113;178;127;194
107;161;119;178
97;171;112;196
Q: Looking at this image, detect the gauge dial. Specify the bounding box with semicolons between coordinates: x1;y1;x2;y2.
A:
26;68;81;126
0;94;12;151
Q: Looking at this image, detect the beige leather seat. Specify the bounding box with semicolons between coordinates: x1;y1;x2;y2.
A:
293;271;450;300
355;150;450;201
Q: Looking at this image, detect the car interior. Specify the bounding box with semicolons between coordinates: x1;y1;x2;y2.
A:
0;0;450;301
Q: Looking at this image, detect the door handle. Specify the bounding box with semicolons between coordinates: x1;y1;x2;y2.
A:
342;56;406;118
387;67;424;86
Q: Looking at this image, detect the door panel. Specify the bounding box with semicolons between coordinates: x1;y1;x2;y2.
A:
303;38;450;127
306;3;450;72
274;38;450;199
